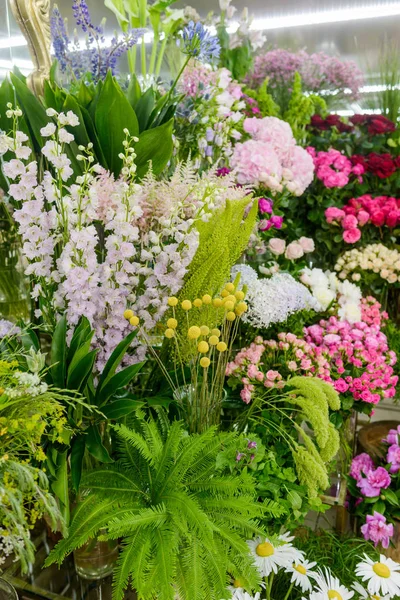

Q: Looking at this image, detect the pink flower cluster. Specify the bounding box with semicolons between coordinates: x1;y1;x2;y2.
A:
305;315;398;404
307;147;364;189
361;296;389;329
325;195;400;244
226;308;397;407
247;49;364;100
384;426;400;474
258;197;284;232
230;117;314;194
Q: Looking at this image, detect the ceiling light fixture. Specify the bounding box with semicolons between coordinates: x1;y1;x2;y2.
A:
242;2;400;31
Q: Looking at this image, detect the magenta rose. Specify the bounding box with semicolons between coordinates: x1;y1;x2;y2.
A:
258;198;273;214
350;453;374;480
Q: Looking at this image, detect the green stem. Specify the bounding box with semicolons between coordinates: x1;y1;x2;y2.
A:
149;32;159;75
167;55;190;103
155;36;168;77
283;582;294;600
128;46;136;75
141;38;147;77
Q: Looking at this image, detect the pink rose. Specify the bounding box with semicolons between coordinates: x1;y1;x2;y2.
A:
268;238;286;255
298;237;315;253
342;214;358;230
258;198;273;214
361;512;393;548
285;241;304;260
240;388;252;404
266;370;279;381
334;378;349;393
343;228;361;244
325;206;345;223
357;210;370;226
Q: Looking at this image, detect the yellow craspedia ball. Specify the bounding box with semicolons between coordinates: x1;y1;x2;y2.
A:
181;300;192;311
129;316;139;326
202;294;212;305
224;300;234;311
213;298;223;308
124;309;134;320
237;301;248;313
225;282;235;292
168;297;178;307
226;312;236;321
217;341;227;352
188;326;201;340
225;295;236;303
197;341;209;353
209;335;219;346
235;290;245;301
211;328;221;337
200;325;209;336
221;289;229;298
200;357;211;368
167;318;178;329
193;298;203;308
165;328;175;339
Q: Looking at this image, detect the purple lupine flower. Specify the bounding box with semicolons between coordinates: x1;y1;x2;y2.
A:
236;452;244;462
50;5;70;72
247;440;257;449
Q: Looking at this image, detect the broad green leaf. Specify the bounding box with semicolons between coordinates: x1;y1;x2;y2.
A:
96;330;137;399
80;105;108;167
51;450;70;524
105;0;129;26
68;327;95;374
95;72;139;176
62;94;91;148
50;316;67;388
66;349;97;391
43;79;57;109
98;362;144;406
77;81;94;107
86;424;114;463
127;74;142;110
100;398;144;420
70;435;86;493
135;87;155;132
67;317;93;363
135;118;173;179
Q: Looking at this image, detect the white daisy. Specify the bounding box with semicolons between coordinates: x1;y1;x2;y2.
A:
352;580;391;599
285;558;318;592
247;535;304;577
229;589;261;600
313;568;355;600
355;554;400;598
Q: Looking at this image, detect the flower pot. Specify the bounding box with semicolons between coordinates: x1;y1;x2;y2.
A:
0;578;18;599
74;534;119;580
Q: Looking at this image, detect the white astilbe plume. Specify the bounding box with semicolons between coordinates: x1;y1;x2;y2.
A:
231;265;320;330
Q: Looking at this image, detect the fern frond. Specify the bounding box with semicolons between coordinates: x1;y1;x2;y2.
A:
114;423;156;466
105;505;168;539
112;531;147;600
80;465;147;500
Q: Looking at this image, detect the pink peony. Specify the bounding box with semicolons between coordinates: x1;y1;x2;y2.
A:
343;228;361;244
357;466;391;497
384;425;400;446
361;512;394;548
342;214;358;230
258;198;273;214
350;453;374;480
230;140;282;188
387;444;400;473
285;241;304;260
268;238;286;255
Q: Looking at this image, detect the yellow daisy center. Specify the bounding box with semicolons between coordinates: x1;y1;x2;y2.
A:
233;579;243;588
294;564;307;575
371;595;381;600
373;563;391;578
328;591;342;600
256;542;274;557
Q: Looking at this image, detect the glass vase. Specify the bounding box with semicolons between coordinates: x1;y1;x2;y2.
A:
0;229;30;323
173;383;227;433
0;578;18;599
74;533;119;580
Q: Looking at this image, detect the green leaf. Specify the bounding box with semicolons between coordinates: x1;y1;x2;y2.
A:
95;72;139;176
80;105;108;167
127;75;142;109
86;424;114;463
77;81;95;107
50;316;67;388
100;397;144;420
10;73;48;148
62;94;91;148
20;327;40;352
287;490;302;510
66;349;97;392
135;118;173;179
43;79;57;109
104;0;129;26
383;488;399;506
98;363;144;406
135;87;155;132
375;500;386;514
96;330;137;399
70;435;86;493
51;451;70;525
67;317;93;363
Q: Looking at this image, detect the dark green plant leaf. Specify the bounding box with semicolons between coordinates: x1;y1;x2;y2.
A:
98;363;144;406
100;397;144;419
135;118;173;179
67;317;93;363
127;74;142;110
66;349;97;392
50;316;67;388
96;330;137;399
135;88;155;132
86;424;114;463
95;71;139;176
70;435;86;493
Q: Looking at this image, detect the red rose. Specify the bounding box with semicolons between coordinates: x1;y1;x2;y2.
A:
351;154;369;171
386;211;399;228
350;114;368;126
326;114;353;133
368;115;396;135
310;115;329;130
370;210;385;226
367;153;397;179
